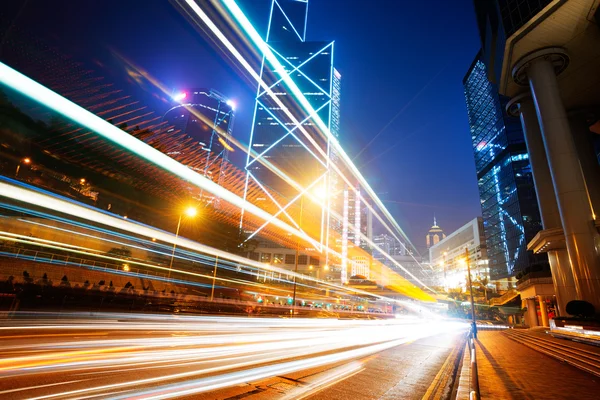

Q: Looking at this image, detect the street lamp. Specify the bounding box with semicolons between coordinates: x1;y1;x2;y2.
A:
168;206;198;279
291;184;329;317
463;248;478;338
15;157;31;177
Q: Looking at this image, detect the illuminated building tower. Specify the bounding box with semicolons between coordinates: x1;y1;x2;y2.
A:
463;54;544;281
373;233;406;265
343;186;371;280
162;88;235;188
241;0;340;271
426;216;446;249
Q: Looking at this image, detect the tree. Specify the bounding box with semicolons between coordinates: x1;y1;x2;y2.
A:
475;276;490;301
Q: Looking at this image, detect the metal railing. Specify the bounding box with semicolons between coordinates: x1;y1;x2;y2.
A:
1;244;168;280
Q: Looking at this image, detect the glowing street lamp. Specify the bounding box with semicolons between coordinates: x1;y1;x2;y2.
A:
462;248;477;338
15;157;31;177
168;206;198;279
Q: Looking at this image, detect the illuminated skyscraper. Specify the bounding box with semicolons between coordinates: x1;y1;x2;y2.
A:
241;0;340;262
463;54;544;280
426;216;446;249
162;88;235;187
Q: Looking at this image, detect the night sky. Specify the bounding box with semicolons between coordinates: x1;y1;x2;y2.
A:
3;0;482;252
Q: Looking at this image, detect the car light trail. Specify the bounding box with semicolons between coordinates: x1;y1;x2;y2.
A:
0;178;430;302
0;61;316;249
0;314;467;399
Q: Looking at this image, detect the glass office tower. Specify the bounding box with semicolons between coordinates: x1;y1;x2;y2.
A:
463;54;545;280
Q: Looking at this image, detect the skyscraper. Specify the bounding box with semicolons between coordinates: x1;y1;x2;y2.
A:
162;88;235;187
463;53;544;281
425;216;446;249
241;0;339;256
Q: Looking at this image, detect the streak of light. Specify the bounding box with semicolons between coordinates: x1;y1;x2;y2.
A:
0;178;417;302
0;314;467;399
180;0;435;292
0;61;316;249
217;0;419;255
0;380;90;396
281;362;365;400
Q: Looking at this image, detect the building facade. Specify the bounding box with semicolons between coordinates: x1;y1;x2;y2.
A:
241;0;340;267
373;233;406;264
470;0;600;315
162;88;235;188
429;217;491;290
464;54;545;281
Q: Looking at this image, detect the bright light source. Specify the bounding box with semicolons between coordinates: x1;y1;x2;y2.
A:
173;92;187;101
324;265;329;271
185;206;198;217
23;158;31;164
80;178;86;184
123;264;130;272
226;99;236;110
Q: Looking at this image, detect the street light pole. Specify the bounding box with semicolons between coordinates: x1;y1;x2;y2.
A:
465;247;478;338
291;196;304;318
167;214;182;280
210;255;219;301
15;157;31;178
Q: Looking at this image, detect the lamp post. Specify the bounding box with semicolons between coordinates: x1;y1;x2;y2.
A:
210;255;219;301
465;247;478;338
291;184;327;317
168;206;197;280
15;157;31;177
291;196;304;318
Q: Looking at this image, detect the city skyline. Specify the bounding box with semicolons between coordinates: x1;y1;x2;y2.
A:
1;0;482;250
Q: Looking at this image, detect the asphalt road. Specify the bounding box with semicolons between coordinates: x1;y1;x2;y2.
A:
0;312;467;399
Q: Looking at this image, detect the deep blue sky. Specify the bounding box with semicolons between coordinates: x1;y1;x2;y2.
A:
4;0;482;252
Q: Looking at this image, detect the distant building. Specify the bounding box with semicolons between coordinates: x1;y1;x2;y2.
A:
162;88;235;186
425;217;446;249
429;217;492;290
373;233;406;264
389;254;435;288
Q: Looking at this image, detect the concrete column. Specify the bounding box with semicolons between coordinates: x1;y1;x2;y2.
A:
522;49;600;311
538;296;549;327
509;95;577;316
526;298;539;327
569;115;600;216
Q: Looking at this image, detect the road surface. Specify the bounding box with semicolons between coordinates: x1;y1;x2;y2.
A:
0;313;467;399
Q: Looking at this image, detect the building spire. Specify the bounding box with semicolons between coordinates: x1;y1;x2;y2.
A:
434;213;437;227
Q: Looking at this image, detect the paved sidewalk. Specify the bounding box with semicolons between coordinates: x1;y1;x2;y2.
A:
457;331;599;400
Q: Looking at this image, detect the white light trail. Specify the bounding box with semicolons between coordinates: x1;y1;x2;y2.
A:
0;62;315;249
0;314;467;399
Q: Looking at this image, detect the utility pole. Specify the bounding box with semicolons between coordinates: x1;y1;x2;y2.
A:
465;247;477;338
291;196;304;318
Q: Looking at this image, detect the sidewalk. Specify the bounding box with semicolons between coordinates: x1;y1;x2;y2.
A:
457;331;599;400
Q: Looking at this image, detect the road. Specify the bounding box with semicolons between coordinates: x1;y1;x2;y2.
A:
0;313;467;399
